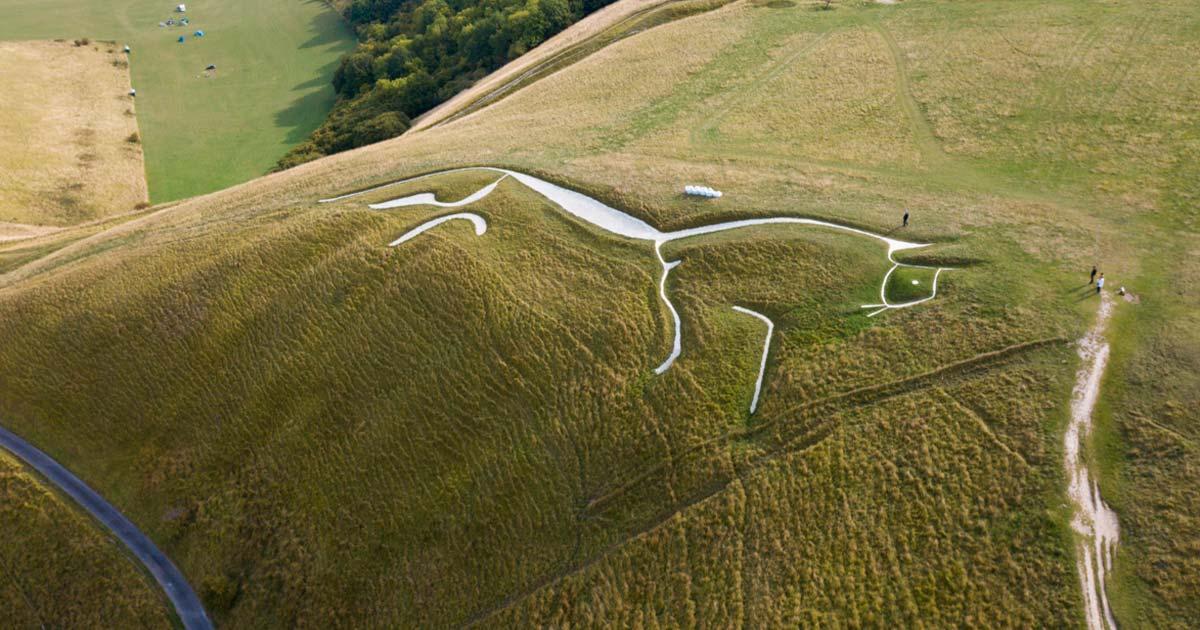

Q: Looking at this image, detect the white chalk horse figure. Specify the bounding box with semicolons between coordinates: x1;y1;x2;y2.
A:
322;167;946;411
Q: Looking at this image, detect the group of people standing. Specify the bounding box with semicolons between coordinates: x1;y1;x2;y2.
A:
1090;266;1125;296
902;213;1118;299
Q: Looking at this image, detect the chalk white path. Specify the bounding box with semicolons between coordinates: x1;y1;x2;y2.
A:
0;424;212;630
731;306;774;414
389;213;488;246
654;242;684;374
1066;292;1120;630
861;265;946;317
372;176;508;209
327;167;947;375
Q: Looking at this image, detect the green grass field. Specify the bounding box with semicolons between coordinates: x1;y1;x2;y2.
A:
0;0;1196;626
0;0;354;203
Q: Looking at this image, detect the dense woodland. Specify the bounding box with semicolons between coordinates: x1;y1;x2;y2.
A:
280;0;614;167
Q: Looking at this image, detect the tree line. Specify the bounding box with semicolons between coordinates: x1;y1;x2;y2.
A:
279;0;615;168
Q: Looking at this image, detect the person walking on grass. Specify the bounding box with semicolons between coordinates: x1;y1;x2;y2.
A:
903;210;909;227
1090;265;1097;285
1096;273;1105;294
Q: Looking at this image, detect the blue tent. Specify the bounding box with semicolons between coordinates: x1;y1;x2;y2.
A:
194;30;205;37
177;36;185;43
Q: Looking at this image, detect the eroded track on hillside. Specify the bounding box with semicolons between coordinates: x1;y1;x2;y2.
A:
1066;292;1120;630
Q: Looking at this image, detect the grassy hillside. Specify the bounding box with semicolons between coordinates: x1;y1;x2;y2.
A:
0;452;170;627
0;41;147;226
0;0;354;203
0;0;1196;626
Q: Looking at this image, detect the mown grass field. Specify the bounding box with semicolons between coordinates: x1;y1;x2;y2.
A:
0;41;147;227
0;0;1196;626
0;0;354;203
0;452;170;627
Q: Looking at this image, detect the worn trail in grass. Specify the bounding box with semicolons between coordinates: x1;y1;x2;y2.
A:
1066;293;1120;630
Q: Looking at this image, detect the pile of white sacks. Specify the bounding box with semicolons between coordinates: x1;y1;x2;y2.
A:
684;185;722;198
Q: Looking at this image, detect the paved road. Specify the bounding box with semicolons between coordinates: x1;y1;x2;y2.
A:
0;424;213;630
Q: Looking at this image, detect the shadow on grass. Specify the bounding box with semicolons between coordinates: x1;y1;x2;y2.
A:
298;0;355;51
290;56;343;91
261;4;354;157
274;59;344;144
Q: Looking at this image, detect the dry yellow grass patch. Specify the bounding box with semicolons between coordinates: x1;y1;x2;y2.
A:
686;27;923;168
0;40;147;227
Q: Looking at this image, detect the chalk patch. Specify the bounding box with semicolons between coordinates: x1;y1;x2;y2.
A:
371;176;506;209
654;242;684;374
389;213;487;246
732;306;774;413
339;167;949;381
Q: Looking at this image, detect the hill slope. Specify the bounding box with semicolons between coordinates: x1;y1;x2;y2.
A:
0;0;1196;626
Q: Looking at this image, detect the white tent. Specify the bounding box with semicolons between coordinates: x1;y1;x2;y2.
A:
176;4;186;12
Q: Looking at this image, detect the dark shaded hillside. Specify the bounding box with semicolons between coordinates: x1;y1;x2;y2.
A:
280;0;615;167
